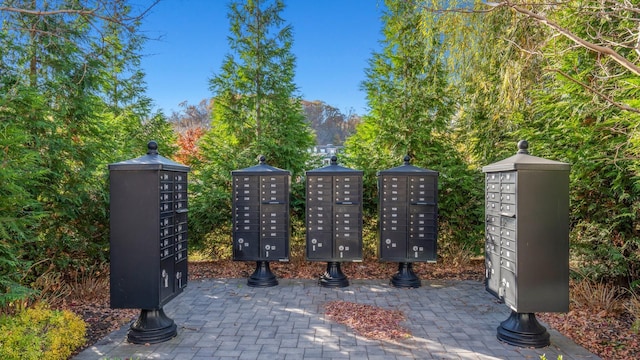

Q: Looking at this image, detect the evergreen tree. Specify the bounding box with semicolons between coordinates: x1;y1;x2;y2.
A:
95;0;176;162
0;76;44;305
515;1;640;282
433;0;640;281
190;0;314;248
0;0;111;274
345;0;484;255
0;1;169;281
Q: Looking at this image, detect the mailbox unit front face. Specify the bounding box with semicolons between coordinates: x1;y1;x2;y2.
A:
232;172;290;261
306;173;363;261
110;168;189;309
484;171;517;305
378;173;438;262
484;158;570;313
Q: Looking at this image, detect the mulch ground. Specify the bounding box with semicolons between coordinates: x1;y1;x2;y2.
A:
65;259;638;360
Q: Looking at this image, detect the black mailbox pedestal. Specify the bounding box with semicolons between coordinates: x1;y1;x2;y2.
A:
482;140;570;348
232;156;291;287
127;308;176;344
109;141;190;344
306;156;363;287
377;156;438;288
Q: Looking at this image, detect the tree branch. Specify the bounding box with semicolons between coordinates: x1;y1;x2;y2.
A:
547;68;640;114
0;7;97;16
0;1;160;26
484;1;640;76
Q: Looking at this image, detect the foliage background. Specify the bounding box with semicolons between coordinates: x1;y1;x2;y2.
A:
1;0;640;311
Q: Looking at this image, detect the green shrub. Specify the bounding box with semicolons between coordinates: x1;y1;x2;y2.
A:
0;303;86;360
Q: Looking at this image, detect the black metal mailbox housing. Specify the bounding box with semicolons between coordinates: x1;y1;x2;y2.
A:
482;140;570;348
231;156;290;287
108;141;190;344
378;156;438;262
306;156;363;287
306;156;363;261
377;156;438;288
231;156;291;262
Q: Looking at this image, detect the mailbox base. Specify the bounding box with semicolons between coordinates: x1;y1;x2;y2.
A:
319;261;349;288
127;308;177;344
391;262;421;288
497;311;550;348
247;261;278;287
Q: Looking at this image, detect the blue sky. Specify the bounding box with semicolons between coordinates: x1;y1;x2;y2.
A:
140;0;386;116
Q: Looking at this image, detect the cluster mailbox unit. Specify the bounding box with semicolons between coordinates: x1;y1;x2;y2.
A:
231;156;291;287
483;140;570;348
109;141;190;344
306;156;363;287
378;156;438;288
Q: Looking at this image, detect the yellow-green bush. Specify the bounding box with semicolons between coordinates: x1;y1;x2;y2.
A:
0;303;86;360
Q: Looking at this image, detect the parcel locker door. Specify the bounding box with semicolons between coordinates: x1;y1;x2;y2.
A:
380;225;408;260
307;232;332;260
485;245;500;296
174;259;188;293
234;232;260;260
260;238;286;260
159;258;174;304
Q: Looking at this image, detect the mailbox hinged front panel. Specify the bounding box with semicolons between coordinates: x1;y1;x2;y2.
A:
232;158;291;262
306;158;363;262
483;141;570;313
378;159;438;262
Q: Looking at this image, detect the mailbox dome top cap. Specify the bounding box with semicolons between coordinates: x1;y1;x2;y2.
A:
306;155;363;174
108;141;190;171
517;140;529;154
231;156;290;175
482;140;570;172
146;140;160;155
377;155;438;175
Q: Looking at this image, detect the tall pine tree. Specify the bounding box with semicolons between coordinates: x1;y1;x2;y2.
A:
345;0;484;255
190;0;314;248
0;1;170;281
